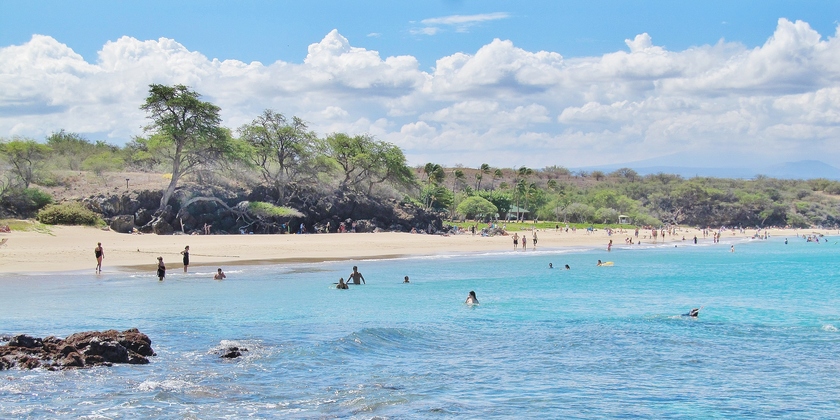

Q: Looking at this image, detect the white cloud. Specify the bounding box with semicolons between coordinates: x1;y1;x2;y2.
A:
414;12;510;35
2;19;840;169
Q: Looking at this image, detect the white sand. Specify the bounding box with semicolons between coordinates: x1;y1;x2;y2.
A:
0;224;830;274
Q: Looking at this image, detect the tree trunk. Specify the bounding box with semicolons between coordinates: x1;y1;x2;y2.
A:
159;173;180;210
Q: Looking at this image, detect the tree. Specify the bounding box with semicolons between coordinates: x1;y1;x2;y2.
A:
141;84;233;210
238;110;323;204
565;202;595;223
475;163;491;190
456;196;498;220
492;168;503;190
0;138;51;188
325;133;415;194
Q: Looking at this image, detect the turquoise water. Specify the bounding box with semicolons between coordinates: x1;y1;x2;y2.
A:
1;236;839;418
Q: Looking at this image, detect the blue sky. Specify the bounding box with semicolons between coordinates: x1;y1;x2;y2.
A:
2;1;840;169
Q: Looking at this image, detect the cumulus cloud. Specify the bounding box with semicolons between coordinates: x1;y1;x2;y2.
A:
2;18;840;169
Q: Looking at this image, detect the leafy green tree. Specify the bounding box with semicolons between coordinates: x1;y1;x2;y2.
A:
594;207;619;224
457;195;498;219
0;137;51;188
421;184;454;211
140;84;234;210
565;202;595;223
325;133;415;194
238;110;324;204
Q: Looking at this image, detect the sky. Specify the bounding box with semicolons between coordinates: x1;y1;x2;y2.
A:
2;0;840;169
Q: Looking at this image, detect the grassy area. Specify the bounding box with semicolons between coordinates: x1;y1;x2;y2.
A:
449;220;637;232
0;219;53;235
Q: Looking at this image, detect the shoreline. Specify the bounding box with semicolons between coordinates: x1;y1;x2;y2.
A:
0;225;835;275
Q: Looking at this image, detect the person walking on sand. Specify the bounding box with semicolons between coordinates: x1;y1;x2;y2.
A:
513;233;519;250
94;242;104;273
348;266;366;284
214;268;226;280
533;231;538;248
157;257;166;281
522;234;527;250
181;246;190;273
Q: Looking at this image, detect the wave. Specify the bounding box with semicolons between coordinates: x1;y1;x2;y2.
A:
321;327;432;356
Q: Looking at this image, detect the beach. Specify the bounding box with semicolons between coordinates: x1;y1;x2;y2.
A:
0;224;832;274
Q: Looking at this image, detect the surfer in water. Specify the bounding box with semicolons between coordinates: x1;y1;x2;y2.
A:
465;291;479;305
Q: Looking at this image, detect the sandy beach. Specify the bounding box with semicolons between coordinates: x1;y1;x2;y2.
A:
0;224;833;274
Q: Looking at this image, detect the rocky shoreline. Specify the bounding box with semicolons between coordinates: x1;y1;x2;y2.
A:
85;185;443;236
0;328;155;370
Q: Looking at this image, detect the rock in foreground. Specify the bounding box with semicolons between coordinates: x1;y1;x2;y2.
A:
0;328;155;370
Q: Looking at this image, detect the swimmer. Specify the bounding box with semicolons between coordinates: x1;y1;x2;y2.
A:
336;277;349;289
683;308;700;317
565;264;570;270
549;263;553;269
348;266;366;284
156;257;166;281
465;291;479;305
730;245;734;253
214;268;226;280
404;275;410;283
597;260;603;266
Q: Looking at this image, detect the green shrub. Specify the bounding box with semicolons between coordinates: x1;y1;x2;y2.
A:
247;201;304;218
24;188;53;208
36;202;102;226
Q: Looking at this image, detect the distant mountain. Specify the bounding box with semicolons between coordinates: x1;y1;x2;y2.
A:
575;160;840;180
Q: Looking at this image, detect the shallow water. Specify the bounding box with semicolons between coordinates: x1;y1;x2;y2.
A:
1;235;839;418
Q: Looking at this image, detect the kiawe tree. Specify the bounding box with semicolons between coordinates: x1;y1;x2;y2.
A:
140;84;234;210
238;109;324;204
325;133;415;194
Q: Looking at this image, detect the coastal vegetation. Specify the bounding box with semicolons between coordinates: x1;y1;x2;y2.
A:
1;84;839;231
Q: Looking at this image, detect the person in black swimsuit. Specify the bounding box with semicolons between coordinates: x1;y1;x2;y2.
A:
94;242;104;273
157;257;166;281
181;246;190;273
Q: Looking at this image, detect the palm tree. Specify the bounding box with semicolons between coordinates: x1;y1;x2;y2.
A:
492;168;503;190
476;163;491;190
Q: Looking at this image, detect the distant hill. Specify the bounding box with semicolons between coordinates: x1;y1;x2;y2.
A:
576;160;840;180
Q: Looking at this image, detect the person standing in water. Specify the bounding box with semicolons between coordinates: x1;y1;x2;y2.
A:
348;266;366;284
181;246;190;273
404;276;410;283
214;268;226;280
465;291;479;305
157;257;166;281
336;277;349;289
94;242;104;273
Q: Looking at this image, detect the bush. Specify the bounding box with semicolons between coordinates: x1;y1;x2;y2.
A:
36;202;102;226
247;201;304;218
0;187;53;216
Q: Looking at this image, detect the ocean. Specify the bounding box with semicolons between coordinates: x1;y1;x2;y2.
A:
1;235;838;418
